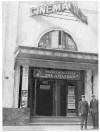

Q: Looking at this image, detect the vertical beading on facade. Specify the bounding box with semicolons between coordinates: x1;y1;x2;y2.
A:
13;64;20;108
93;70;98;98
85;70;92;103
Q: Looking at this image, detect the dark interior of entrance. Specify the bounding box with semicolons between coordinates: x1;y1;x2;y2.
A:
28;68;85;117
36;79;53;116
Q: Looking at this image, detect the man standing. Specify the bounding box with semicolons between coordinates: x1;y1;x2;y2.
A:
90;95;98;129
79;95;89;130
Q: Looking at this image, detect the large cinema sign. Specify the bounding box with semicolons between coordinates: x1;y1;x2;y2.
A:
31;2;88;24
33;69;80;80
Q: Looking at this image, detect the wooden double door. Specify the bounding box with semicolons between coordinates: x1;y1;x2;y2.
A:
31;79;78;116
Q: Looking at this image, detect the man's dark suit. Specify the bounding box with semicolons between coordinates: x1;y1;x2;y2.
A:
79;100;89;129
90;99;98;129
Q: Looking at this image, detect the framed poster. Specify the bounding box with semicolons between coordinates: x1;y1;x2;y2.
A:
67;86;75;109
20;90;28;108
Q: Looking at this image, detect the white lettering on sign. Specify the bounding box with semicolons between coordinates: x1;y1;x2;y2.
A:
33;69;80;80
31;3;69;16
30;2;88;24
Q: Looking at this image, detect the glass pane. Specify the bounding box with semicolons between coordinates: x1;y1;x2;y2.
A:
51;31;59;49
38;30;77;51
65;33;77;51
38;32;51;48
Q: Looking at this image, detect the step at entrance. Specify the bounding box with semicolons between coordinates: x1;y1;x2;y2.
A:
29;116;81;125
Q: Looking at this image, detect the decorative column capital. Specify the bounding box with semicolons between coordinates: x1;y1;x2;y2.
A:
22;64;29;68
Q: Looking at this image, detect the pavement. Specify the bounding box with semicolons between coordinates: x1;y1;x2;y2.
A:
3;125;95;131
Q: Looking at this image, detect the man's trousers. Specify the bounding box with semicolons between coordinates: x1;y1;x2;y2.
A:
81;114;88;129
91;113;98;129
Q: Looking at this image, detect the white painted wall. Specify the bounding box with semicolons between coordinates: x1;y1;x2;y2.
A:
2;2;19;107
77;1;98;34
2;2;98;108
17;2;97;53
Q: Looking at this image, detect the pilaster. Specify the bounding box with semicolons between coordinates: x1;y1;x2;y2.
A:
85;70;92;103
20;65;29;108
13;64;20;108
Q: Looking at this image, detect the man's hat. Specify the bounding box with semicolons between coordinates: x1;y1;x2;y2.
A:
81;95;85;98
91;95;95;97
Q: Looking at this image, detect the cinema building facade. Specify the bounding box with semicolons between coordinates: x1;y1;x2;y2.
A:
3;2;98;125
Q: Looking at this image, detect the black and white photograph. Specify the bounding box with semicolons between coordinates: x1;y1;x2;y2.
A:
2;0;98;131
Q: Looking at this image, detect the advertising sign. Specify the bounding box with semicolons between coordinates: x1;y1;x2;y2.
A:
31;2;88;24
68;86;75;109
20;90;28;108
33;69;80;80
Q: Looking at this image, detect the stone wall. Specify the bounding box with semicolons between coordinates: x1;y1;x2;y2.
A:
3;108;30;126
3;2;19;107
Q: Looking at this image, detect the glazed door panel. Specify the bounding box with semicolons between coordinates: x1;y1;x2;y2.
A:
60;84;67;116
36;80;53;116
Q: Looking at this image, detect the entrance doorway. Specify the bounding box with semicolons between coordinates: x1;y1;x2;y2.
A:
36;79;53;116
32;79;78;116
60;80;78;116
28;68;85;117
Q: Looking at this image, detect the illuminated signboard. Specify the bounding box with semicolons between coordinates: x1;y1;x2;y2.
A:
31;2;88;24
31;3;69;15
33;69;80;80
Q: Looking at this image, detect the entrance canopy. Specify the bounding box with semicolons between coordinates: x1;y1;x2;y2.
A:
15;46;98;71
